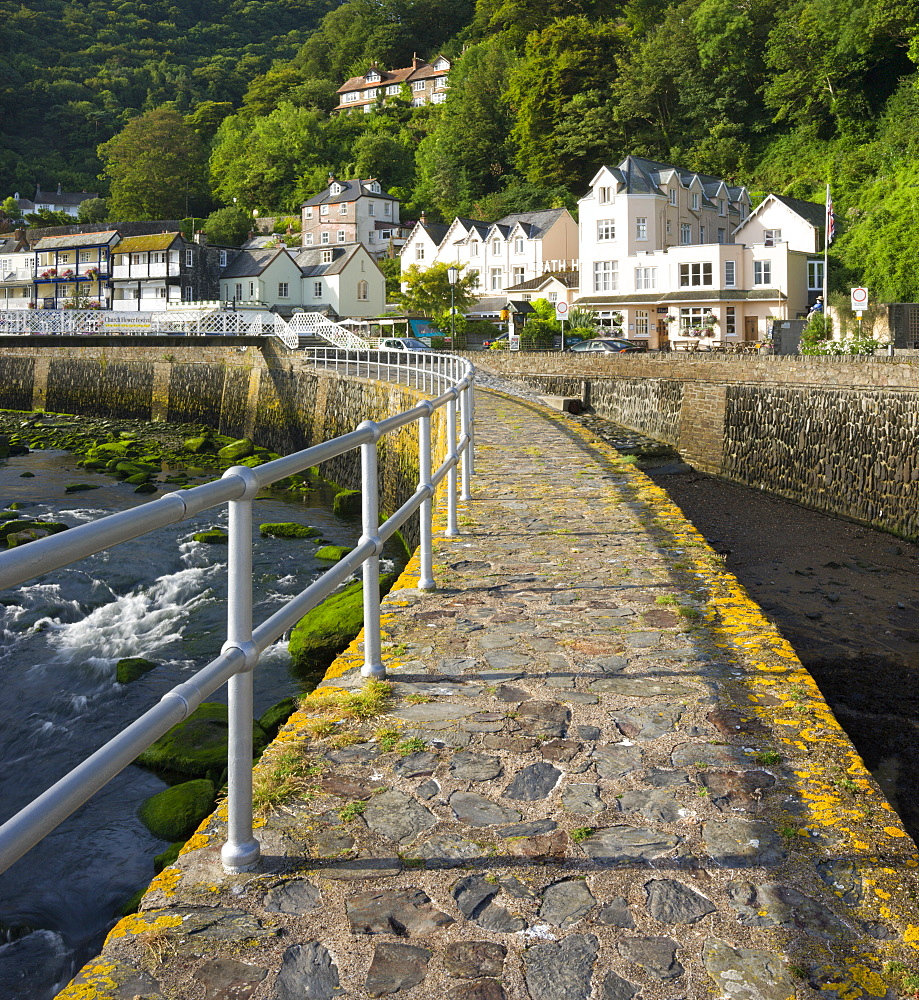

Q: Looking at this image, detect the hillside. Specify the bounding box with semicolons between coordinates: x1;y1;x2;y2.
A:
3;0;919;297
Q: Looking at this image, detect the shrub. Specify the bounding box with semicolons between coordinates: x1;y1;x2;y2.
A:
520;317;556;350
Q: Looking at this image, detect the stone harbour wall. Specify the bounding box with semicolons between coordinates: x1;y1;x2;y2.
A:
480;355;919;539
0;337;444;545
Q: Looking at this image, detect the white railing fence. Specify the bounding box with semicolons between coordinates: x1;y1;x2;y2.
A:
0;350;474;876
0;307;372;350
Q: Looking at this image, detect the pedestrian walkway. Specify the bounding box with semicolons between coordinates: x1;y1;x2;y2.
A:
61;389;919;1000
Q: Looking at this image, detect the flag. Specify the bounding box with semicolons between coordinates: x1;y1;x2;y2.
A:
826;185;835;245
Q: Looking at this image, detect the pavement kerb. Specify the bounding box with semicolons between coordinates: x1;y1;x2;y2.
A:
56;385;919;1000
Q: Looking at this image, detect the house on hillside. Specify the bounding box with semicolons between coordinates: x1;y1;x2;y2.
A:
219;248;303;312
111;233;238;311
399;209;578;299
292;244;385;319
301;177;409;257
503;269;579;308
335;55;450;113
32;231;119;308
576;156;824;346
0;233;34;309
14;185;98;218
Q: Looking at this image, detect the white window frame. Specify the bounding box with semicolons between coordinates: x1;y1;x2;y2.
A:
412;80;426;91
679;262;712;287
321;249;333;263
724;260;736;287
593;261;617;292
415;244;425;260
321;232;330;245
305;233;314;246
680;223;691;245
597;219;615;241
753;260;771;285
469;241;479;257
691;192;699;210
320;204;329;216
219;250;227;267
337;230;346;243
512;266;525;283
357;280;368;300
808;260;824;290
635;310;649;337
313;280;322;297
636;217;647;240
278;281;289;298
79;250;91;263
185;249;193;267
514;237;524;254
634;266;656;290
725;306;736;336
489;267;502;291
305;207;313;218
764;229;782;247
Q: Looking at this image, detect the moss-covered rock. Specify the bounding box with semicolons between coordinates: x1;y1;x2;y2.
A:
116;657;158;684
64;483;101;493
124;472;150;485
183;436;214;454
120;887;146;916
315;545;353;561
288;572;399;681
217;439;254;461
192;528;228;544
258;696;298;740
0;519;68;543
134;483;158;494
333;489;362;517
137;779;216;841
136;702;268;783
19;472;35;478
154;841;185;874
7;522;69;547
259;522;319;539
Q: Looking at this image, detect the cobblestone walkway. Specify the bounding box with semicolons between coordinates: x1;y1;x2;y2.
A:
63;390;919;1000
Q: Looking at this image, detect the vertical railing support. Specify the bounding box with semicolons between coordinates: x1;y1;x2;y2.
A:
418;404;436;590
460;381;473;502
467;377;475;476
445;394;459;538
220;465;261;873
359;421;385;678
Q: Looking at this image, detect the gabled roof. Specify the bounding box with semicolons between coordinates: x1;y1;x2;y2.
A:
504;270;579;292
33;230;119;250
337;56;450;96
220;248;289;279
738;193;825;232
302;179;397;208
588;156;749;206
295;244;372;277
33;186;98;208
490;209;569;241
0;236;27;255
113;233;182;254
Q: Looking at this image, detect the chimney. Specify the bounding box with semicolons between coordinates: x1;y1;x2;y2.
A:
328;173;336;186
57;183;62;195
412;53;422;70
420;211;426;225
194;231;207;246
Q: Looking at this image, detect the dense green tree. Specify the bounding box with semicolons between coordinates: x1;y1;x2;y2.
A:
399;262;479;319
507;17;625;188
98;107;209;219
202;206;251;246
77;198;108;223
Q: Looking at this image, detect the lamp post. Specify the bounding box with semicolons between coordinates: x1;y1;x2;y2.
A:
447;265;458;346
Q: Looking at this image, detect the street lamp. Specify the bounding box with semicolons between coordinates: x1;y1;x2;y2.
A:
447;265;459;346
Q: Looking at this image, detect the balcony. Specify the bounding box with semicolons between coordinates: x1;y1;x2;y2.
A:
111;263;179;280
35;266;109;283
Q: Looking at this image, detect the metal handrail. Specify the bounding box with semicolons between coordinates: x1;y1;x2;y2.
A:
0;349;474;875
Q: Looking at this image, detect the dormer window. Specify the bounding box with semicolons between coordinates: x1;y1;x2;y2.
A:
668;189;677;206
691;192;700;210
365;69;380;83
492;239;500;253
322;249;333;263
329;183;342;196
370;181;381;193
598;186;612;205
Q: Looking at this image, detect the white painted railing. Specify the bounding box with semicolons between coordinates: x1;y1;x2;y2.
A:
0;349;474;876
0;307;372;349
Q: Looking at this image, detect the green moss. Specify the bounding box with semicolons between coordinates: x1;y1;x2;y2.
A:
137;779;216;841
217;438;254;461
116;657;158;684
120;887;146;916
137;702;269;783
288;572;399;681
258;696;298;740
192;529;228;544
64;483;101;493
259;522;319;539
134;483;158;494
315;545;354;561
19;472;34;478
154;841;186;874
183;436;214;454
2;520;69;547
333;489;361;517
124;473;151;485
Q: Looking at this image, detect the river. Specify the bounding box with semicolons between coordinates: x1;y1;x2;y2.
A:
0;444;390;998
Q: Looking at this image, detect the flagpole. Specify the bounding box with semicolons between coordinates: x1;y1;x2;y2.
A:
823;183;830;329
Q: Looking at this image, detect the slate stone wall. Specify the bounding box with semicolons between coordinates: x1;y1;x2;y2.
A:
492;359;919;538
0;339;442;545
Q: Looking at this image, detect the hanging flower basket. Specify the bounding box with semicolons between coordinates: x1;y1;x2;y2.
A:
39;269;58;279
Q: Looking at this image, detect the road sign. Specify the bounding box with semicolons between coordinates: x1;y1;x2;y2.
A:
850;287;869;313
555;301;569;321
509;334;521;352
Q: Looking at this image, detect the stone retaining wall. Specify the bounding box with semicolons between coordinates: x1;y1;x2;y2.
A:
479;355;919;538
0;338;444;546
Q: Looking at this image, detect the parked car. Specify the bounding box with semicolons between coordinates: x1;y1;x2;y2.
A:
378;337;434;351
566;338;647;354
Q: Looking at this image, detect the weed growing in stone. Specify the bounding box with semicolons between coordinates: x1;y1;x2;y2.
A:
405;693;433;705
753;750;782;765
570;827;594;844
327;731;365;749
397;738;427;756
339;800;366;822
374;725;402;752
301;680;394;722
252;745;320;817
655;595;678;606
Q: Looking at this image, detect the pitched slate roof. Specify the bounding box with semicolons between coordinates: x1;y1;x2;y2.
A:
336;56;450;96
601;156;748;207
493;209;568;239
112;233;181;254
504;270;579;292
33;185;98;208
302;179;397;208
220;248;288;279
33;230;119;250
294;244;364;277
770;195;825;228
0;236;27;255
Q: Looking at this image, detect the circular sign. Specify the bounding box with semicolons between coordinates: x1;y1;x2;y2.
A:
851;287;868;307
555;301;570;318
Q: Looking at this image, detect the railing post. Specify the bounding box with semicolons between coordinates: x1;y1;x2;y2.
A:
359;422;385;678
220;466;261;873
460;380;473;502
418;406;436;590
445;394;459;537
467;376;475;475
